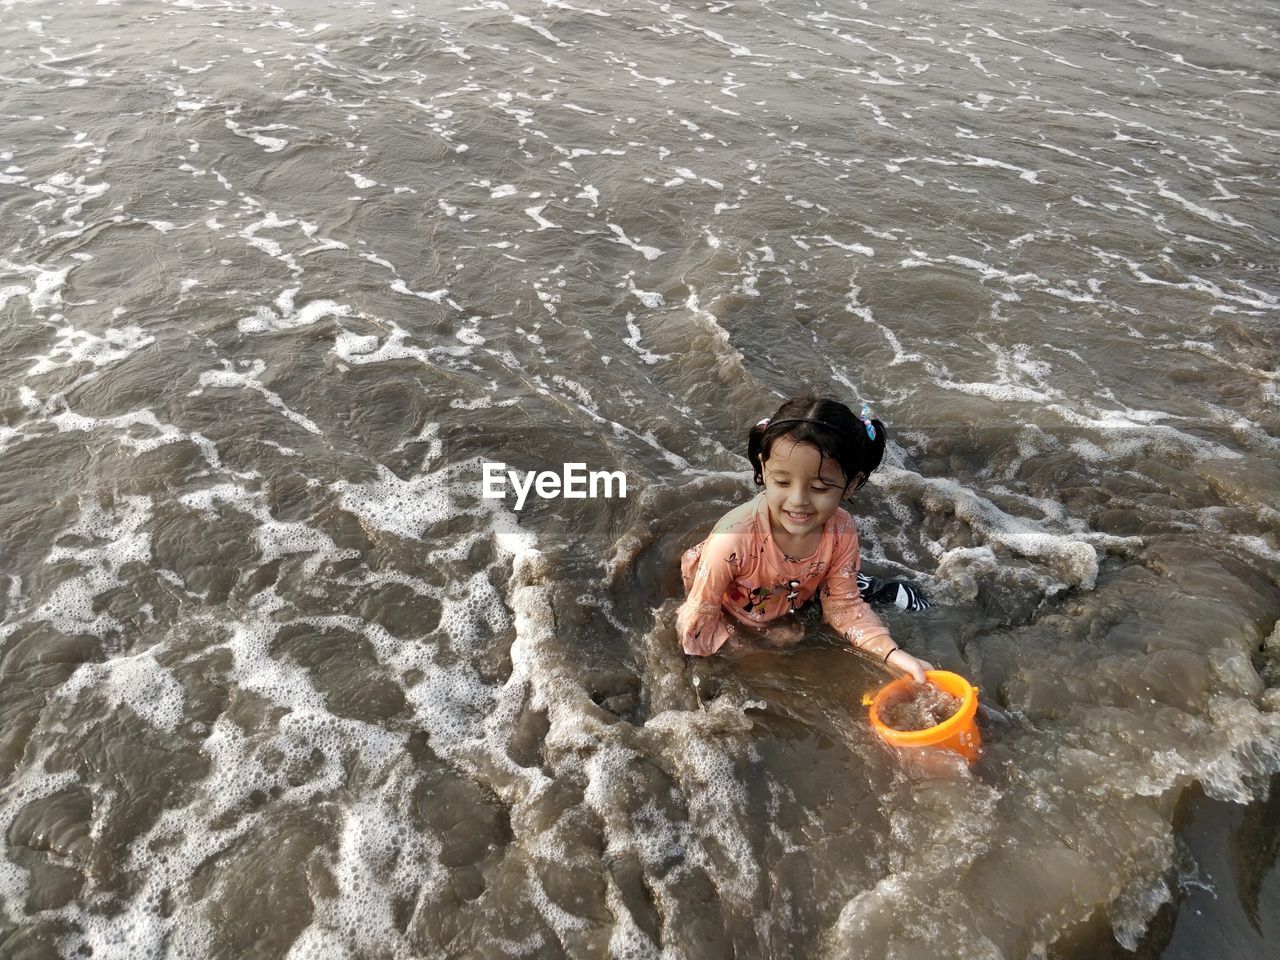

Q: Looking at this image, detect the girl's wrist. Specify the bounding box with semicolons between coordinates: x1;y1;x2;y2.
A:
846;629;897;663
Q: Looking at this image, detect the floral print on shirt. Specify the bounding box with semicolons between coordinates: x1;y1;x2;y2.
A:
676;493;894;658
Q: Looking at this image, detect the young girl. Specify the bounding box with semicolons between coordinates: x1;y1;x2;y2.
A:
676;396;933;684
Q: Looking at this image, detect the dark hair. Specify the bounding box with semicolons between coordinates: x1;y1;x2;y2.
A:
748;395;886;494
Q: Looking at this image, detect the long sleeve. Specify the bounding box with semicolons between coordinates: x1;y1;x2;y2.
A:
676;531;744;656
820;525;895;660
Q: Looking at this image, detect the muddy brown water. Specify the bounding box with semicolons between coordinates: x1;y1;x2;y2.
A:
1;0;1278;958
881;685;961;732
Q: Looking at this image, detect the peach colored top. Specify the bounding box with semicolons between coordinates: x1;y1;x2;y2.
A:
677;493;893;658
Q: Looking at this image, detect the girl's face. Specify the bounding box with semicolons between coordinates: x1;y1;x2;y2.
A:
760;439;858;541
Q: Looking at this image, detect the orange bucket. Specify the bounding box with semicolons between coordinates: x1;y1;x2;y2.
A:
864;670;982;763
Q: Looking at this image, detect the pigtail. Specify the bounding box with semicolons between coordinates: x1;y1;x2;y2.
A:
747;417;770;486
864;417;887;474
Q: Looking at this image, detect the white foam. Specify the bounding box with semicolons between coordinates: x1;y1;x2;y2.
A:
1109;875;1173;951
224;116;289;153
58;652;185;732
625;275;664;309
0;259;74;311
193;360;321;435
841;283;926;367
25;323;154;376
0;766;81;934
622;312;668;365
31;170;110;231
29;495;154;637
331;317;472;369
390;279;449;302
1154;177;1253;228
294;792;443;957
456;324;486;345
179;483;357;578
1048;401;1244;462
238;295;351;333
509;11;569;46
899;470;1103;589
525;203;559;230
606;222;663;260
47;407;228;471
58;634;414;958
331;462;455;540
816;234;874;257
237;213;315;274
1129;691;1280;804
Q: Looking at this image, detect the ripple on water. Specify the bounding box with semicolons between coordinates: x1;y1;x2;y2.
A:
1;0;1279;956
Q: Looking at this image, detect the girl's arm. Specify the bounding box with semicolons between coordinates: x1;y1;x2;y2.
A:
821;529;931;683
676;532;742;656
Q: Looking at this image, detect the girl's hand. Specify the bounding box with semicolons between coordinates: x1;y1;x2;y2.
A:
684;619;737;657
886;648;932;684
685;628;720;657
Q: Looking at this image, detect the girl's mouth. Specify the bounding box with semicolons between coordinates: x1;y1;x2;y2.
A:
784;510;814;524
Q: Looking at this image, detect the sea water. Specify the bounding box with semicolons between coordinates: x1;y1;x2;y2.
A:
882;684;961;732
1;0;1278;958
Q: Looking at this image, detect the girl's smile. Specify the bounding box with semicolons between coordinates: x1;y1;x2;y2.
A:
760;439;860;554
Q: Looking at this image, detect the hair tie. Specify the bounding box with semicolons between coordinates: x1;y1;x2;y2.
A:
858;403;876;440
756;417;770;428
